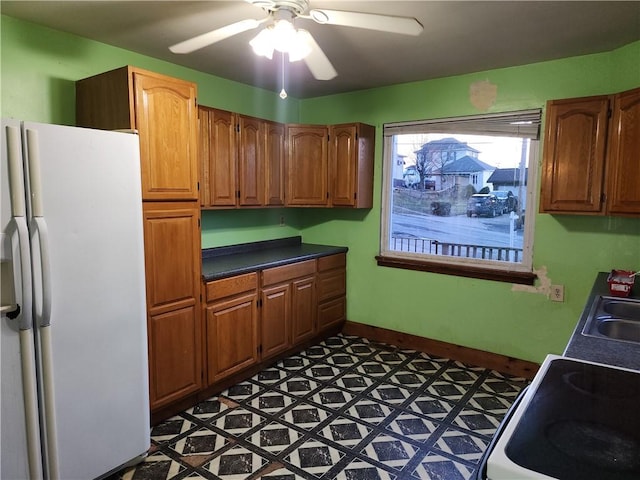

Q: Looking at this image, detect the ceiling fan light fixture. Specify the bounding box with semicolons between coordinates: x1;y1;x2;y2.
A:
250;18;312;62
249;27;275;59
271;19;298;52
288;29;312;62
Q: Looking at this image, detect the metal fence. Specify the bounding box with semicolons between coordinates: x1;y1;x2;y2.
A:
390;236;523;263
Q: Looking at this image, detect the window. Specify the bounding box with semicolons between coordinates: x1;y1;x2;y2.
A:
378;110;541;284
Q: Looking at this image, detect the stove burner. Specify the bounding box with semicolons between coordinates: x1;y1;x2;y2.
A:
563;372;636;399
546;419;640;471
502;359;640;480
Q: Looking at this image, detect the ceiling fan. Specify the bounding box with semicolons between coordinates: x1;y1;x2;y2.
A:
169;0;423;81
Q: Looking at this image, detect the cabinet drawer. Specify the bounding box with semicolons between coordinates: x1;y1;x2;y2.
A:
206;272;257;303
317;269;346;302
262;259;316;286
318;297;346;330
318;253;346;272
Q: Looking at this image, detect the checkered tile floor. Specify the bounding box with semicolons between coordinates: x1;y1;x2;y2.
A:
109;335;527;480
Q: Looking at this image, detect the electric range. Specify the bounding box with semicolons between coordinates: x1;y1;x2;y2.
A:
482;354;640;480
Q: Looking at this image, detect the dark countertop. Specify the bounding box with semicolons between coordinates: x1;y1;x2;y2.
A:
202;236;348;282
563;271;640;371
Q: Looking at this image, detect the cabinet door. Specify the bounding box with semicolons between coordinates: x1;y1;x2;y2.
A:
265;121;285;206
291;276;316;344
261;283;291;360
198;107;210;206
540;96;609;213
317;268;346;303
143;203;202;410
606;87;640;216
206;107;237;207
143;203;201;311
238;115;264;206
148;306;201;409
133;71;198;201
206;292;259;384
330;124;357;207
318;297;346;331
286;125;328;206
330;123;375;208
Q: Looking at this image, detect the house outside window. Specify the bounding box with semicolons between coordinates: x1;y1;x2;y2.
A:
378;110;542;284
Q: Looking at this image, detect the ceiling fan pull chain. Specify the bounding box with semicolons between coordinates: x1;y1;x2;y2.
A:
280;51;288;99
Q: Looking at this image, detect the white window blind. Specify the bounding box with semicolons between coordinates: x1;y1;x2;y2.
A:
384;109;542;139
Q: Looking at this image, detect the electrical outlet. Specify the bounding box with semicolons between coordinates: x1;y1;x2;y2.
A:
279;216;285;226
550;285;565;302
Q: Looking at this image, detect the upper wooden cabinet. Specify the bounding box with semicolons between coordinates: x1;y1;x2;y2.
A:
330;123;375;208
285;122;376;208
199;107;236;207
540;87;640;216
76;66;198;201
264;121;286;206
606;88;640;216
196;102;375;209
200;106;285;208
238;115;265;206
286;124;329;206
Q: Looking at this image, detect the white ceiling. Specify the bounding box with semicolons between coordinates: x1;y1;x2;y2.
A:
2;1;639;98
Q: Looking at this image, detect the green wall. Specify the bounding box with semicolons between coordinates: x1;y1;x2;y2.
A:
297;42;640;363
1;15;305;245
2;15;639;363
0;15;300;124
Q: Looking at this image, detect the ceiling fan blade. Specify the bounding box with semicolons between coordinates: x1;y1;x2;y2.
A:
309;9;423;36
169;18;265;54
298;30;337;81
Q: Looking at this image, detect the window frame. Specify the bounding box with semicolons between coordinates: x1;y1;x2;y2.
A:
377;110;541;285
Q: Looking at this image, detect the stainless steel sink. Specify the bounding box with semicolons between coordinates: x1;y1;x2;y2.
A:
582;296;640;344
595;318;640;343
601;298;640;319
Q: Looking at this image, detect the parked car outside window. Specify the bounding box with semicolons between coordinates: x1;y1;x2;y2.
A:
467;193;502;217
492;190;518;213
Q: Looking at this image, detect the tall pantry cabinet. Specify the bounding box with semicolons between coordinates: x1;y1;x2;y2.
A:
76;66;202;412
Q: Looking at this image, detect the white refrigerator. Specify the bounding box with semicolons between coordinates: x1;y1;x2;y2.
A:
1;119;150;479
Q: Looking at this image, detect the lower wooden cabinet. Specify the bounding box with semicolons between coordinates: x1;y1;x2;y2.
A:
143;202;202;410
291;276;316;344
148;306;201;408
261;283;292;359
204;273;259;384
261;259;317;359
206;292;259;384
317;254;347;331
164;254;347;425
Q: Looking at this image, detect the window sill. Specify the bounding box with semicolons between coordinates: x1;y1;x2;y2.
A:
375;255;537;285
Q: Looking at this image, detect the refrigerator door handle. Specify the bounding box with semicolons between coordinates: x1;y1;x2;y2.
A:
10;216;34;331
6;125;26;217
25;127;59;479
25;128;52;327
30;217;52;328
5;123;43;479
25;129;44;217
29;220;58;480
5;124;34;331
